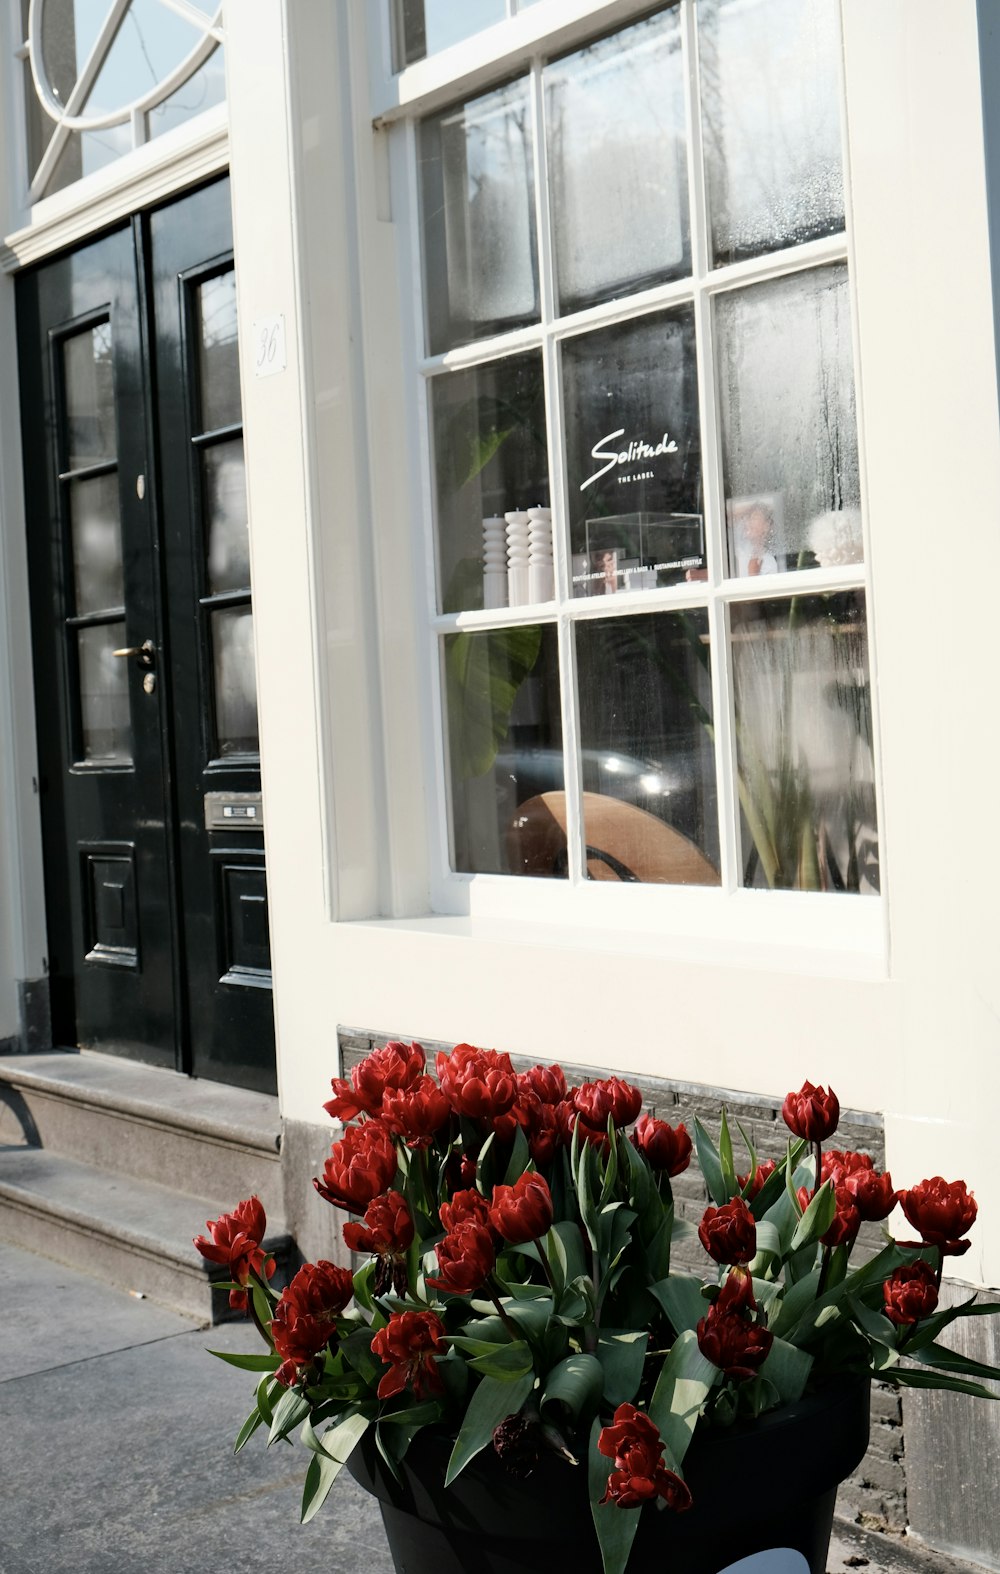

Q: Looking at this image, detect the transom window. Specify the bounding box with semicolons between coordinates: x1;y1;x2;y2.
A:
17;0;225;202
402;0;877;898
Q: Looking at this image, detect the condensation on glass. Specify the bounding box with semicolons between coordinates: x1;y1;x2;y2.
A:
69;471;124;614
431;351;548;613
562;307;703;594
78;620;132;763
415;2;872;898
63;322;115;469
203;441;250;593
212;605;259;755
20;0;225;201
197;271;241;432
715;265;861;577
191;264;257;758
698;0;845;267
545;8;688;316
445;624;563;876
419;77;539;355
61;322;132;765
731;591;878;893
576;611;719;883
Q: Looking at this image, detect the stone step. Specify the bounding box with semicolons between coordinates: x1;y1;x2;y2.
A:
0;1145;292;1322
0;1050;283;1217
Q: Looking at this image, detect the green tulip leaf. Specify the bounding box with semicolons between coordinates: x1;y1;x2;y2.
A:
887;1369;1000;1400
269;1385;312;1444
466;1340;535;1380
907;1340;1000;1385
234;1407;264;1454
589;1417;642;1574
595;1329;649;1407
694;1117;728;1206
444;1371;536;1485
718;1108;736;1197
759;1336;813;1403
208;1349;281;1372
789;1179;836;1253
648;1273;707;1336
647;1327;717;1467
541;1353;605;1424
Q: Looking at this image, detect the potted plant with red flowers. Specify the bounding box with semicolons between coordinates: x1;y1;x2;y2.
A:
196;1049;999;1574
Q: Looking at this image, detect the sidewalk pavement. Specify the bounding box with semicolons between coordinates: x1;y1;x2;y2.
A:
0;1240;987;1574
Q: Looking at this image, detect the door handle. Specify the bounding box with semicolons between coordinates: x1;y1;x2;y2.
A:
112;639;156;669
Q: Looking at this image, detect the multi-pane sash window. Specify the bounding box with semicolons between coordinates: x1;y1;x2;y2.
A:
407;0;878;896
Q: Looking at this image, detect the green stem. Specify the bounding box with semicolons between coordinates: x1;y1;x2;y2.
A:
535;1237;558;1295
487;1279;522;1342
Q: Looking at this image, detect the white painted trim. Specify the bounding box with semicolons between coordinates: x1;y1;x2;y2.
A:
2;105;228;270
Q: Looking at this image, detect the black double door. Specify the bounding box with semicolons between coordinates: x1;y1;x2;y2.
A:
18;176;276;1095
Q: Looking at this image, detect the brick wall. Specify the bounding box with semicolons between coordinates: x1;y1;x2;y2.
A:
338;1027;905;1535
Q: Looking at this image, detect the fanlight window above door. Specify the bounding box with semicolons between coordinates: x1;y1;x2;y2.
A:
18;0;226;201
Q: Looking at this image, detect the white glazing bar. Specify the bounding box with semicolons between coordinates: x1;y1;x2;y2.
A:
682;0;737;895
531;54;584;887
419;321;546;375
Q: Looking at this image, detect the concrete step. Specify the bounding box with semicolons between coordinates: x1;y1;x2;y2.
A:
0;1049;283;1217
0;1145;292;1322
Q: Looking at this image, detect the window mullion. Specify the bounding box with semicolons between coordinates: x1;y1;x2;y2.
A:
684;0;737;894
533;54;583;886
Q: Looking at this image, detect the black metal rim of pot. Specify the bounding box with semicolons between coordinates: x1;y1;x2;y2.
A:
346;1375;872;1574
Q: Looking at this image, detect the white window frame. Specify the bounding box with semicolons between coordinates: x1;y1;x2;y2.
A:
364;0;886;967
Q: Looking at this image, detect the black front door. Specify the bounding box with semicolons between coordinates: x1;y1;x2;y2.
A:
18;176;276;1095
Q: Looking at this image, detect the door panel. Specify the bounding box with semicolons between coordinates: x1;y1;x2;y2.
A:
149;181;274;1092
20;226;177;1065
18;176;275;1093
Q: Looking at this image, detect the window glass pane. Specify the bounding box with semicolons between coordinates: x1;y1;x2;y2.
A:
63;323;116;470
431;352;548;613
445;624;563;876
716;265;861;577
69;472;123;614
576;611;719;883
146;45;227;142
203;440;250;594
562;307;703;596
393;0;507;70
77;620;132;764
420;78;539;354
545;9;689;316
197;271;241;432
699;0;844;267
212;605;259;755
731;591;877;893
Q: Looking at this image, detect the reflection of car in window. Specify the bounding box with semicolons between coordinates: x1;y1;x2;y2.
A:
494;746;701;830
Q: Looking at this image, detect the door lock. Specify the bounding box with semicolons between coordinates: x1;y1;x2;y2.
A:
112;639;156;670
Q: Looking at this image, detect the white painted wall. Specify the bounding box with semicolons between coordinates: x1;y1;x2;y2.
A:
212;0;1000;1290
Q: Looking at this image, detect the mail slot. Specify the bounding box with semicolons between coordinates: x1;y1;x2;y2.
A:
204;791;264;832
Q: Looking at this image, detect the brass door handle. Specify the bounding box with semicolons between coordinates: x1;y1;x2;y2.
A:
112;639;156;669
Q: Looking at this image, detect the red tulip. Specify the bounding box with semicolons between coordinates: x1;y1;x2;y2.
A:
193;1195;275;1311
436;1044;518;1121
525;1100;564;1166
698;1197;757;1265
697;1270;773;1381
822;1149;872;1186
382;1075;452;1145
598;1404;693;1513
574;1077;643;1131
632;1114;692;1176
342;1190;413;1292
821;1184;862;1249
323;1041;426;1121
272;1260;354;1386
489;1171;553;1244
439;1188;492;1234
883;1260;939;1326
901;1177;977;1257
313;1120;398;1213
518;1063;568;1105
371;1309;446;1399
738;1158;777;1199
843;1166;897;1222
782;1081;840;1143
427;1222;496;1295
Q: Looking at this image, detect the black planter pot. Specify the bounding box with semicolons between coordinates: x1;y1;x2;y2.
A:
347;1377;871;1574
